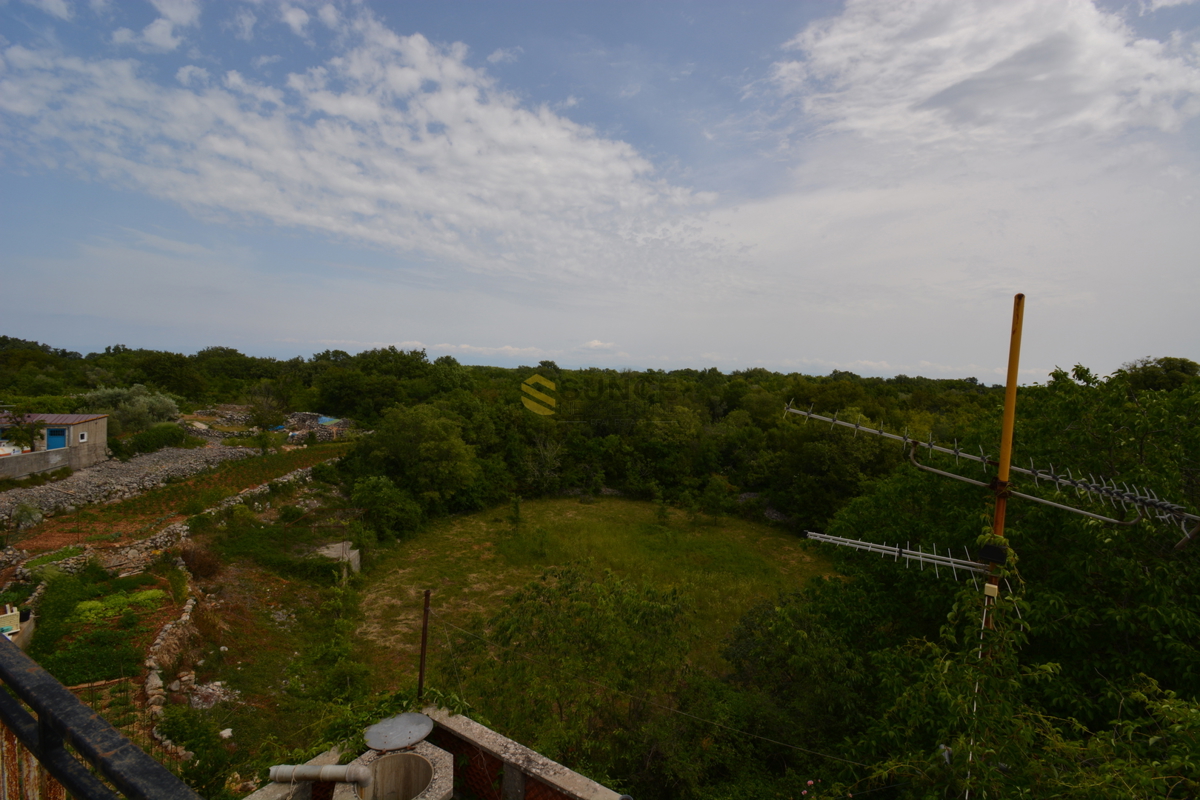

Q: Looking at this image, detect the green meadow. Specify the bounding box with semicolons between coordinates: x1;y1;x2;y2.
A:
357;497;835;678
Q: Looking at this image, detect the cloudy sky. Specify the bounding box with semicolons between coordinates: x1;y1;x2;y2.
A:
2;0;1198;381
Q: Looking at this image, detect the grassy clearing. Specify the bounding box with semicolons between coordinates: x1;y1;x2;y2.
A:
358;497;834;678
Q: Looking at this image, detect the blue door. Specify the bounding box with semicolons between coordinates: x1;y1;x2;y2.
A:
46;429;67;450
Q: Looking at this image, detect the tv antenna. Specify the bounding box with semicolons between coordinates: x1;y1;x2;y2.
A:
785;294;1195;798
785;297;1199;549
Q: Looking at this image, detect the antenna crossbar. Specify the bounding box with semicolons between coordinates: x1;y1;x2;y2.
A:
784;405;1199;534
806;532;988;578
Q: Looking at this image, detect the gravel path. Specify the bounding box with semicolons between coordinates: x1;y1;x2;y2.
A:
0;445;254;525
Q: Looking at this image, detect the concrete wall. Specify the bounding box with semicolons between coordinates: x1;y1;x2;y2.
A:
424;709;620;800
0;448;71;480
65;418;108;471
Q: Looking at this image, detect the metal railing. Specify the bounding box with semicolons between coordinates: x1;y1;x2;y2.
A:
0;636;201;800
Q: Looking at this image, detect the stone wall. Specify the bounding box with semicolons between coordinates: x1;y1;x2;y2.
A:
0;445;255;527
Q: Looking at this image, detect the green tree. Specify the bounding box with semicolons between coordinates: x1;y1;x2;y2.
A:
0;406;47;451
350;476;423;540
76;384;178;436
246;380;287;430
1119;356;1200;392
353;404;481;511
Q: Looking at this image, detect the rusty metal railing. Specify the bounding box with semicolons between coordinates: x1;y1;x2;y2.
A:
0;636;200;800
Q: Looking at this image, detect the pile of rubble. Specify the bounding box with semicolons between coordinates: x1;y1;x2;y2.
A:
187;408;352;443
285;411;350;443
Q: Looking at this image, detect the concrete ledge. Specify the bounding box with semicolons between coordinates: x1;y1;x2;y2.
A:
333;740;453;800
425;707;620;800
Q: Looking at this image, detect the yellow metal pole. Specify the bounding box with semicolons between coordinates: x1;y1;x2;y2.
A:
992;293;1025;541
982;294;1024;627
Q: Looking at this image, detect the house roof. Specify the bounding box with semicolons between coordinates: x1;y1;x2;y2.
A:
0;413;107;425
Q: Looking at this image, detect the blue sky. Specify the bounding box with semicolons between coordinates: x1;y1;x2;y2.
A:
2;0;1198;382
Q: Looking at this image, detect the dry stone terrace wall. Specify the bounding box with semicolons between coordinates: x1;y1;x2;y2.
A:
2;465;319;580
0;444;255;526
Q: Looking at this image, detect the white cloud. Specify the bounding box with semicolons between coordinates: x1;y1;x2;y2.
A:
317;4;340;30
110;0;200;52
22;0;73;21
281;5;310;37
252;54;282;69
487;46;523;64
308;339;427;350
122;227;212;256
433;343;551;359
0;11;722;294
580;340;616;350
231;8;256;42
141;18;181;50
175;64;209;87
1147;0;1199;9
774;0;1200;145
149;0;199;27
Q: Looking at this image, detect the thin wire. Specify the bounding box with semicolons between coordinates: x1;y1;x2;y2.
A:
850;781;908;796
430;610;870;768
438;614;467;702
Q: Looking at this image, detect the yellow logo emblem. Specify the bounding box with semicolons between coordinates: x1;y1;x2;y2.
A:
521;374;556;416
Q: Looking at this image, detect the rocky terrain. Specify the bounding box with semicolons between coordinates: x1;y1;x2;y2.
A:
0;445;254;526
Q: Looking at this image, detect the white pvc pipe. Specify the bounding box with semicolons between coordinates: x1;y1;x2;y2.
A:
268;765;372;787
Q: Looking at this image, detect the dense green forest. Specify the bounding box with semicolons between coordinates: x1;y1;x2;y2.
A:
0;334;1010;528
4;334;1200;798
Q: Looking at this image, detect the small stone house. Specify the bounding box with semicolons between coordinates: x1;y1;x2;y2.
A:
0;413;108;479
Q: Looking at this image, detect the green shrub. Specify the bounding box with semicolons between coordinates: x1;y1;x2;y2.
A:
0;466;72;493
181;545;222;579
157;706;239;800
0;394;76;414
109;423;204;459
278;505;307;524
311;461;340;484
351;476;423;540
0;584;34;607
76;385;179;434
